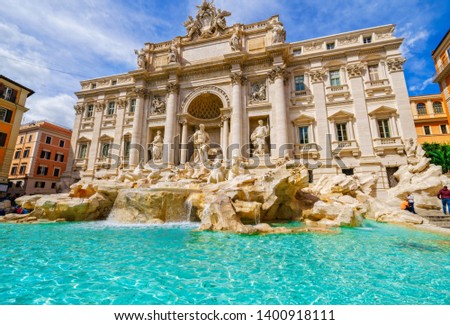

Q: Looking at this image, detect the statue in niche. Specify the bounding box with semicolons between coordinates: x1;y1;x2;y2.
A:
152;97;166;114
251;120;270;156
271;20;286;44
230;29;241;51
168;42;178;63
191;124;211;165
151;130;164;162
134;48;146;69
251;83;266;102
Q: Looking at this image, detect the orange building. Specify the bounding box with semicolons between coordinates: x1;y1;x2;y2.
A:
409;94;450;144
0;75;34;195
432;29;450;130
8;121;72;195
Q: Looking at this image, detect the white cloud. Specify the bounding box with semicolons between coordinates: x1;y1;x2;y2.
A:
24;94;77;129
409;77;434;92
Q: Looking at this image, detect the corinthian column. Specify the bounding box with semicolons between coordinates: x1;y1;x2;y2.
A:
164;82;179;165
179;117;188;164
129;88;146;168
230;72;244;158
268;66;290;158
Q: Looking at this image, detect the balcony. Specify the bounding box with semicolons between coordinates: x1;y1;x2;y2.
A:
102;114;116;128
325;84;350;102
95;157;112;169
74;158;88;170
364;79;392;96
331;140;360;157
373;136;404;155
290;90;314;105
434;57;450;83
412;112;448;122
294;143;319;159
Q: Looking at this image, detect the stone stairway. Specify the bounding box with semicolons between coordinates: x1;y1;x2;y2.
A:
422;215;450;228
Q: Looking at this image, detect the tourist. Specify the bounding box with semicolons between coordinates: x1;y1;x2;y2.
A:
437;185;450;215
400;198;410;212
407;193;416;214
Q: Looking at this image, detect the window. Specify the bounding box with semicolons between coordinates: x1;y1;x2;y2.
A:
326;42;335;50
423;126;431;135
59;140;65;148
40;150;51;159
111;80;117;86
14;150;21;159
329;70;341;86
45;136;52;144
86;105;94;118
1;87;17;102
0;107;13;123
124;140;131;158
19;164;26;175
101;143;110;157
294;75;305;92
440;125;448;134
308;170;314;183
28;135;32;142
0;132;7;147
16;181;22;188
363;36;372;44
336;123;348;141
51;183;57;189
368;64;379;81
91;83;96;89
78;144;88;159
34;182;45;188
416;103;426;115
10;166;17;175
298;126;309;144
23;148;30;158
55;153;64;162
377;119;391;138
129;99;136;113
37;166;48;176
342;168;354;176
433;102;443;114
293;49;302;56
107;102;115;115
53;168;60;177
19;136;24;144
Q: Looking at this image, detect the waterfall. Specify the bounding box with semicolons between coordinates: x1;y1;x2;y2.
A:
185;200;193;222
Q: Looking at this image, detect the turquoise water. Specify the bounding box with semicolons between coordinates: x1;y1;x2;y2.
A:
0;221;449;305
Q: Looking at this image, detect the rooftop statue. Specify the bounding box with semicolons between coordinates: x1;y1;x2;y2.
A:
184;0;231;40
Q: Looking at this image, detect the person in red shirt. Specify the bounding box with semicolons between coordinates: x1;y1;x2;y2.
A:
437;186;450;215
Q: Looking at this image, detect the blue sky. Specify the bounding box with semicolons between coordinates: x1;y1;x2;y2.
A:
1;0;449;129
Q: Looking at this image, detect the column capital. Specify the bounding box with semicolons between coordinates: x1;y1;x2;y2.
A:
346;63;364;78
230;72;246;85
166;82;180;94
268;66;289;83
309;69;326;83
386;57;406;72
117;98;127;109
178;116;188;125
74;104;84;115
134;87;147;98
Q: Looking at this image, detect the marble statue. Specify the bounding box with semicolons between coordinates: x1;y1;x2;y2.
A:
151;130;164;162
214;9;231;31
134;48;146;69
152;97;166;114
184;1;231;40
192;124;211;165
251;120;269;155
168;42;178;63
271;20;286;44
230;30;241;51
184;16;201;40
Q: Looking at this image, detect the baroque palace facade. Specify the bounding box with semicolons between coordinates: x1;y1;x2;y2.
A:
67;1;416;191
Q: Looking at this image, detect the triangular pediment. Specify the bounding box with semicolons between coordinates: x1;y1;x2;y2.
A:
77;136;91;142
292;114;315;124
368;105;397;117
328;110;354;120
99;134;113;141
